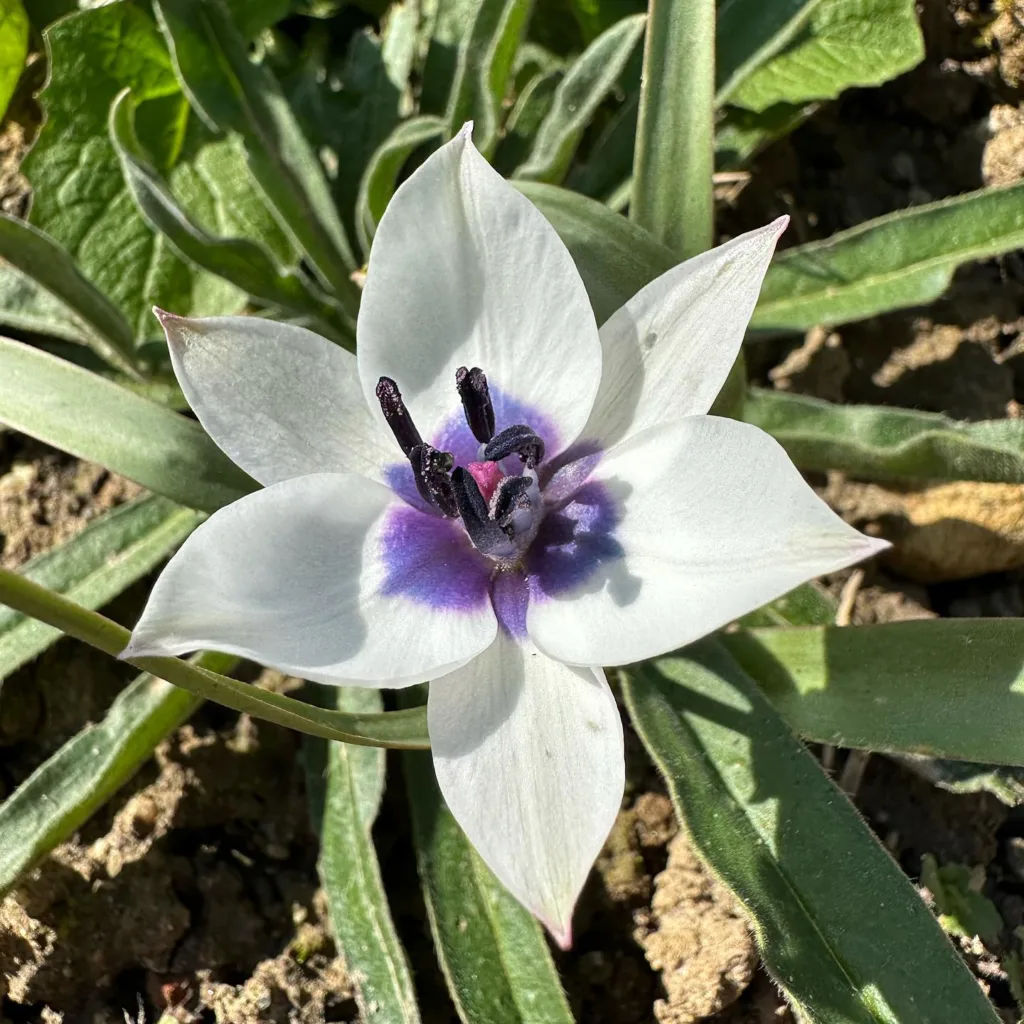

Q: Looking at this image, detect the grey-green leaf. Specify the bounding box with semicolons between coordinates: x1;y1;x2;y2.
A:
753;181;1024;333
0;651;233;900
513;13;645;185
0;495;201;682
110;89;349;345
745;387;1024;483
445;0;533;158
356;115;445;255
623;640;1001;1024
0;335;255;513
403;750;575;1024
154;0;360;310
0;214;138;372
0;265;90;344
309;687;421;1023
723;619;1024;767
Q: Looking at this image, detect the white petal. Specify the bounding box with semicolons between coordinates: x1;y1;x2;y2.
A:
428;629;623;948
157;311;394;486
357;125;602;457
581;218;788;448
528;417;888;666
123;473;497;685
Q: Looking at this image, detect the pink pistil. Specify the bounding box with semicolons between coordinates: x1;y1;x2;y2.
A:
468;460;504;502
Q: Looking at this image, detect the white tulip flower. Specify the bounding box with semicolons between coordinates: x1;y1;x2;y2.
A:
123;125;886;947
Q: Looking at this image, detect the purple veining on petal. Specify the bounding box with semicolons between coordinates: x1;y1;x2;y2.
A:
491;569;529;638
384;386;558;510
527;480;624;599
379;503;492;611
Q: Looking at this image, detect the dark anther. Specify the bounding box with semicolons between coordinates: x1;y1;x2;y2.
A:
491;475;533;538
376;376;423;456
455;366;495;444
484;424;545;469
452;468;508;555
410;444;458;518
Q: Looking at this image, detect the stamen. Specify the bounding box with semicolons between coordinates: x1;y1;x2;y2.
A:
451;468;509;556
456;366;495;443
376;377;423;455
490;476;533;538
410;444;458;517
484;424;545;469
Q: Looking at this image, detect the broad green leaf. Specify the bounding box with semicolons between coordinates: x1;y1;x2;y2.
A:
631;0;714;257
0;0;27;121
745;387;1024;483
723;620;1024;767
715;102;812;170
24;4;244;341
355;115;445;255
753;181;1024;332
0;567;432;750
110;90;350;346
445;0;533;158
224;0;290;38
493;69;562;177
0;214;138;372
0;651;232;899
513;13;645;184
308;687;421;1023
0;495;200;682
0;335;255;513
729;0;924;112
154;0;360;310
624;640;1001;1024
518;181;675;324
739;581;836;629
403;748;575;1024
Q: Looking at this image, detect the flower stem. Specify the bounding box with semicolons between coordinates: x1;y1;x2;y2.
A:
0;567;430;750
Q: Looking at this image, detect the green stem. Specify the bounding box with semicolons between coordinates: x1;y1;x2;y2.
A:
0;568;430;750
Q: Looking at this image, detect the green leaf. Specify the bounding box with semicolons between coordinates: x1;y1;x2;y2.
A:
0;265;90;344
110;90;350;345
0;566;432;750
403;748;575;1024
513;13;645;185
154;0;360;310
565;90;638;202
0;214;139;373
753;181;1024;332
631;0;714;257
0;495;201;682
0;651;231;900
0;335;255;513
921;856;1003;946
308;687;421;1023
745;387;1024;483
0;0;27;121
722;620;1024;768
623;640;1001;1024
517;181;675;324
419;0;481;115
355;115;445;255
493;69;562;177
729;0;924;112
445;0;533;158
24;4;244;341
715;102;812;170
738;582;836;628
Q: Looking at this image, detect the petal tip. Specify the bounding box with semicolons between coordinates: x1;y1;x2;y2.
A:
770;214;790;238
545;918;573;951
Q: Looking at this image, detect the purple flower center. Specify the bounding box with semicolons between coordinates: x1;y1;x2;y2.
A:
377;369;621;638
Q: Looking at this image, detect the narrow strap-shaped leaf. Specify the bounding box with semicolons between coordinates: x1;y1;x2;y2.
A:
355;115;445;256
153;0;359;311
513;13;645;185
724;620;1024;767
517;181;675;324
0;213;138;372
632;0;714;257
403;749;574;1024
307;687;421;1023
745;387;1024;483
109;90;351;348
0;335;255;513
0;567;431;749
753;180;1024;332
0;651;231;899
623;640;1001;1024
0;264;90;343
445;0;533;159
0;495;201;681
564;90;638;202
493;69;562;177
